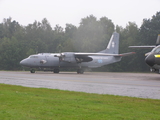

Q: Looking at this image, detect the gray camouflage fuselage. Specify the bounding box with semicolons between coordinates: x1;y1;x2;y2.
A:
20;32;134;73
20;52;122;69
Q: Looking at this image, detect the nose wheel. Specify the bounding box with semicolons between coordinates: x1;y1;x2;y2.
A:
77;69;84;74
150;68;160;74
150;68;156;72
30;69;35;73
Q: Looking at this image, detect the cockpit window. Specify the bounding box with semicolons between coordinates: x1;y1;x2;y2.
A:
152;46;160;54
29;55;38;58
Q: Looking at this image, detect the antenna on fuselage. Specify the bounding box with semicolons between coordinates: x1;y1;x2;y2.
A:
56;44;63;67
35;46;38;54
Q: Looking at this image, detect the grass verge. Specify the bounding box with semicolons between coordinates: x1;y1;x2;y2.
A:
0;84;160;120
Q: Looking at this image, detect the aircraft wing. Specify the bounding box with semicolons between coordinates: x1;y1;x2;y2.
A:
129;46;156;48
54;52;135;63
74;52;135;57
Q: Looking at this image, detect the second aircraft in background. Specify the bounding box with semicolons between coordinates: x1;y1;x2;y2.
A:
129;34;160;73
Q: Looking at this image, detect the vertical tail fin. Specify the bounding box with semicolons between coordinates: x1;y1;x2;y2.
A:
100;32;119;54
156;34;160;46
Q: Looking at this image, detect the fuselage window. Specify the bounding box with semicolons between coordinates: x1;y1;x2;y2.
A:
29;56;38;58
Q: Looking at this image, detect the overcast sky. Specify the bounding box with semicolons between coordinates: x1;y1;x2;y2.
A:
0;0;160;29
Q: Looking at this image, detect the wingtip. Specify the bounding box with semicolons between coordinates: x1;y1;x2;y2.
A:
119;52;136;57
132;52;136;54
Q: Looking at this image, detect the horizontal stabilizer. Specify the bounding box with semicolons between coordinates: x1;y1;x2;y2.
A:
118;52;136;56
74;52;135;57
129;46;155;48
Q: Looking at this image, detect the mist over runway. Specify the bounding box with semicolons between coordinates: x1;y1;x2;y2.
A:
0;71;160;99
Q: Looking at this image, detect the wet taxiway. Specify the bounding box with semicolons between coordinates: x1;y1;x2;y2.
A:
0;71;160;99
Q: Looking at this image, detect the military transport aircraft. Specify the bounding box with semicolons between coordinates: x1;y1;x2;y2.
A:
20;32;135;74
129;34;160;73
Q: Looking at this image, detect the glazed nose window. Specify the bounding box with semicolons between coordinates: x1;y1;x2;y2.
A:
154;47;160;54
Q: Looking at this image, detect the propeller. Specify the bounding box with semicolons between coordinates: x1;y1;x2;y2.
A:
54;53;65;67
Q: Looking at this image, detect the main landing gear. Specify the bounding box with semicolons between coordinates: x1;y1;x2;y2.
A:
53;68;59;73
77;69;84;74
30;68;60;73
30;68;84;74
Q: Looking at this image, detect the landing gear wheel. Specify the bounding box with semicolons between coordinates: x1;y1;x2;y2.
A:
30;69;35;73
77;69;84;74
54;68;59;73
150;68;156;72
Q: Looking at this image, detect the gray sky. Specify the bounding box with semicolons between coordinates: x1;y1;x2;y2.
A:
0;0;160;29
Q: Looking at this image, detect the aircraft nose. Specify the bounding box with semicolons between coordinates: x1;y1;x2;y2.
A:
145;53;155;67
20;59;28;66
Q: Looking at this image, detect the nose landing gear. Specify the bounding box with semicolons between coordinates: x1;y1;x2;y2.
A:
150;68;156;72
30;69;35;73
150;68;160;74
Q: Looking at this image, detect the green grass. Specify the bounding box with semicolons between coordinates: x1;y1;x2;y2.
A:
0;84;160;120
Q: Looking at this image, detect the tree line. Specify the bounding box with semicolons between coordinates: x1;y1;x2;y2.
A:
1;12;160;72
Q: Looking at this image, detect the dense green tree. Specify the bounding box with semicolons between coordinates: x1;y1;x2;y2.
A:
62;24;77;52
51;24;65;52
140;12;160;45
0;37;24;70
73;15;114;52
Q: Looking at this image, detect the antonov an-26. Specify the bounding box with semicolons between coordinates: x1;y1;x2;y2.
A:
20;32;135;74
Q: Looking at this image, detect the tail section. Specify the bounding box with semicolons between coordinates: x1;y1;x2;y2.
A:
129;34;160;48
99;32;119;54
106;32;119;54
156;34;160;46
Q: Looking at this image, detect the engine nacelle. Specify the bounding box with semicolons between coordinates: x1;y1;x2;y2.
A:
62;52;76;63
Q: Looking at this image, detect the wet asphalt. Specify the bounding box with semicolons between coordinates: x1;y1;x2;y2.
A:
0;71;160;99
